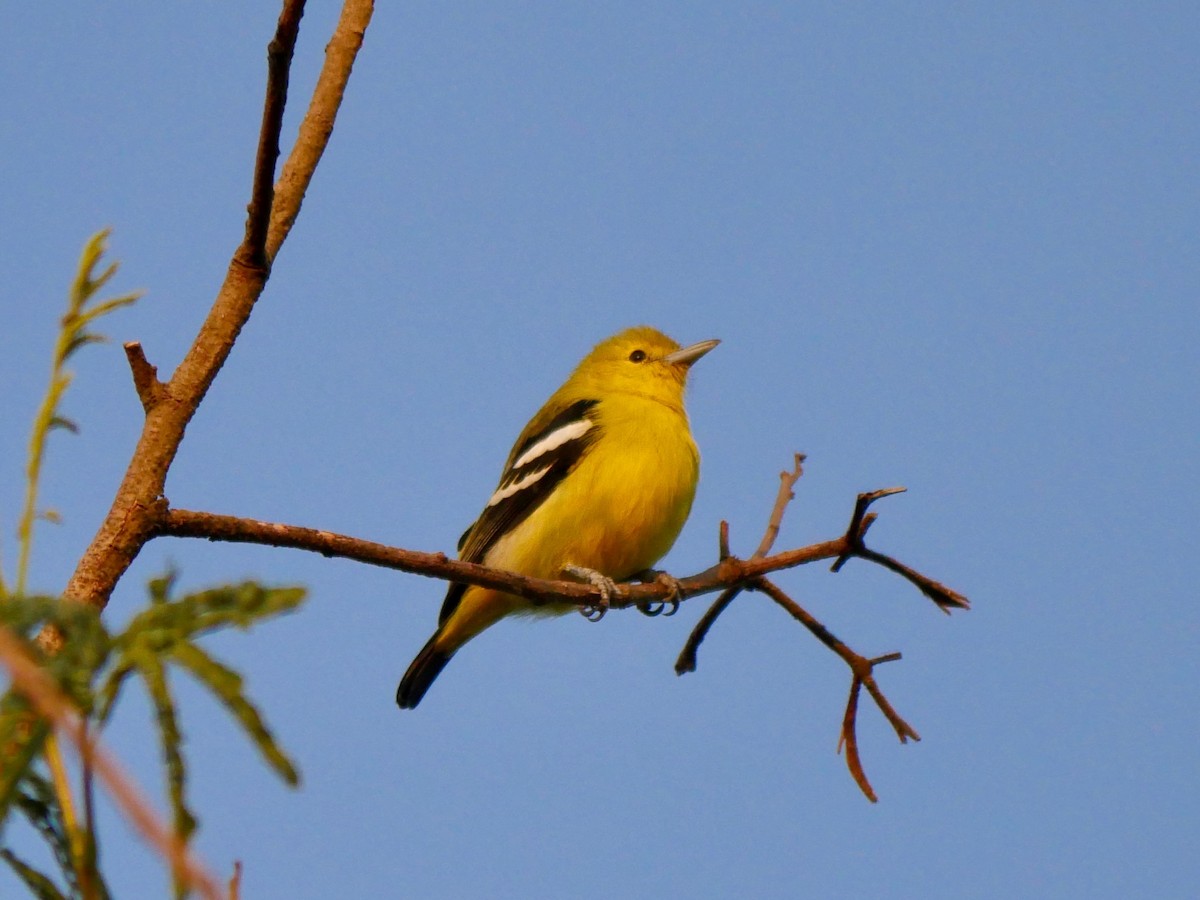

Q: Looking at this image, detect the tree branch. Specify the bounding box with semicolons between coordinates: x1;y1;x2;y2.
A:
154;468;967;614
122;341;163;413
753;577;919;803
676;453;806;674
241;0;305;269
54;1;374;638
267;0;374;260
155;494;951;612
157;457;964;801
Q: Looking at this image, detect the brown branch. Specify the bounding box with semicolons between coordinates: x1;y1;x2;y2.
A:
267;0;375;260
55;1;374;636
241;0;306;269
122;342;163;413
229;861;243;900
752;452;805;558
852;546;970;614
831;487;969;613
156;473;969;614
156;506;843;609
674;586;742;674
676;453;807;673
753;578;918;803
155;457;964;801
0;627;224;900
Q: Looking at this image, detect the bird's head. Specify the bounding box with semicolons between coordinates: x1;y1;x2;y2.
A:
570;326;719;406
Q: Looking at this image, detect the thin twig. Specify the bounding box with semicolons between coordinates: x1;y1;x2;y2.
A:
754;577;919;802
674;587;742;675
0;627;224;900
123;342;162;413
752;453;805;558
229;861;243;900
854;546;970;613
830;487;969;613
241;0;305;269
677;454;808;674
267;0;375;259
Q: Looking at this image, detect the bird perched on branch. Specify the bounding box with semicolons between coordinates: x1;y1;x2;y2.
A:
396;326;719;709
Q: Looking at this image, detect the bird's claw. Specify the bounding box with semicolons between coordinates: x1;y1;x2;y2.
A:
635;569;684;617
580;603;607;622
564;564;618;623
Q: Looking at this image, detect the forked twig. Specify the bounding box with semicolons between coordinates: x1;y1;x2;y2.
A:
831;488;969;613
753;578;918;803
675;454;807;673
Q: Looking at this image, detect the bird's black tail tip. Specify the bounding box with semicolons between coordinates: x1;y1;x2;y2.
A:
396;636;454;710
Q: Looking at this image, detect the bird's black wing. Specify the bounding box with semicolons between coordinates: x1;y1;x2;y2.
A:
438;398;600;626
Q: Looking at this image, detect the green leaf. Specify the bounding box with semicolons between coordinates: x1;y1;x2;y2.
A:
62;332;107;361
46;417;79;435
0;702;51;820
11;772;76;892
173;642;300;786
67;230;114;312
136;657;196;848
78;292;143;325
0;848;68;900
0;597;111;820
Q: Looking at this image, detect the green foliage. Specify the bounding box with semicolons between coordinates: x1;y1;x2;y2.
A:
0;769;110;900
1;232;309;897
2;229;142;601
97;573;305;891
1;577;306;898
0;598;111;817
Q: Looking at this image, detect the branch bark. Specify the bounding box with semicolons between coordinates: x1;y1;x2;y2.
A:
52;1;375;645
152;460;967;802
154;488;958;613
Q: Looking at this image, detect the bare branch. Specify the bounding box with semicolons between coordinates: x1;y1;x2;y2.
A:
678;453;808;674
267;0;375;259
123;342;163;413
674;586;742;675
852;546;970;614
0;627;224;900
754;577;920;802
155;507;841;609
830;487;969;613
57;1;375;628
241;0;306;269
752;452;805;558
156;471;968;617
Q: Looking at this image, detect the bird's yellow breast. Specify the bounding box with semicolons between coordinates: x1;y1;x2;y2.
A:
487;393;698;595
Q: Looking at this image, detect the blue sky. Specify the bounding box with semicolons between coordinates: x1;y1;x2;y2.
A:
2;3;1197;898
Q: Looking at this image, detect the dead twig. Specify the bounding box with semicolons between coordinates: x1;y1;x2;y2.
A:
676;453;805;674
753;577;918;803
122;342;164;413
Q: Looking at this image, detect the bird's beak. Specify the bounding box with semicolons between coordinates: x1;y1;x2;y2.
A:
663;339;720;367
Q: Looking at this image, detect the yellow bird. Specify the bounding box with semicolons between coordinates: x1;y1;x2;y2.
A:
396;326;718;708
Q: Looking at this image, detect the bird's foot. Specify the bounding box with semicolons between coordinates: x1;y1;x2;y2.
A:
563;564;619;622
633;569;684;617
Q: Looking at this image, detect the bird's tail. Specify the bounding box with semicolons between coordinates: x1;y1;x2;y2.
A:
396;631;455;709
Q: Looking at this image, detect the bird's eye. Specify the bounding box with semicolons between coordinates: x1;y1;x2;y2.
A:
629;349;647;363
